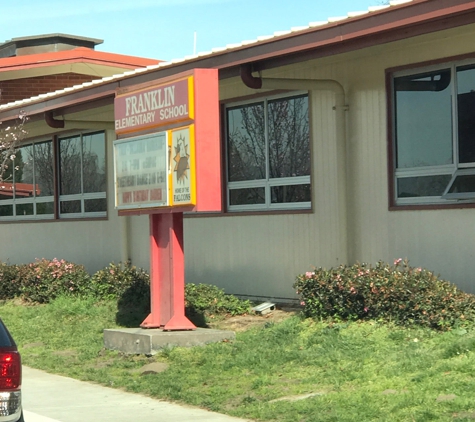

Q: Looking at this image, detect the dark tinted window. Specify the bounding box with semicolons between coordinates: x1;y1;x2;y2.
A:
0;320;14;347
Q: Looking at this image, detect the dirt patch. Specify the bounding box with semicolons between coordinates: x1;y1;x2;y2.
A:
137;362;169;375
436;394;457;402
208;307;300;332
52;349;77;358
23;342;45;349
269;392;325;403
454;412;475;419
90;359;117;369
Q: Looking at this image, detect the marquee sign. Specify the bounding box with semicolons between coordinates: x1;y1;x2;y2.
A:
113;68;220;214
112;68;221;330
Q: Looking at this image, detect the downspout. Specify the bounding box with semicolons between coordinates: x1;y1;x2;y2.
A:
45;112;115;130
45;111;64;129
240;65;349;264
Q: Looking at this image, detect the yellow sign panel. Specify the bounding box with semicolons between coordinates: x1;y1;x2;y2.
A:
170;125;196;206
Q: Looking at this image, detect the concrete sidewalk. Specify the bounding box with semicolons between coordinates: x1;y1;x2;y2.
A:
22;366;251;422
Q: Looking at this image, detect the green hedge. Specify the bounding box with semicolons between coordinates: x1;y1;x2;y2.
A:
294;259;475;330
185;283;251;317
0;259;250;319
0;262;22;300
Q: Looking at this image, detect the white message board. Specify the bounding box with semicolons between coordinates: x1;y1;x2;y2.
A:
114;132;168;209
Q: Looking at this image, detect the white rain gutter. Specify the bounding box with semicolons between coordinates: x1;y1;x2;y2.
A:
240;67;349;264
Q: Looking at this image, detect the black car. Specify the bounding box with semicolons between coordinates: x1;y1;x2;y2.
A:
0;319;23;422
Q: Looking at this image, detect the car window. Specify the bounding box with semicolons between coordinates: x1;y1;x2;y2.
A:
0;320;14;347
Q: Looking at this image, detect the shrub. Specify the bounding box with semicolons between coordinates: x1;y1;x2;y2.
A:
20;258;91;303
0;262;22;300
90;261;150;303
185;283;252;317
293;259;475;330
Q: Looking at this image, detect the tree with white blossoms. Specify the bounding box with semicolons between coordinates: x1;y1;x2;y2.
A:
0;110;28;184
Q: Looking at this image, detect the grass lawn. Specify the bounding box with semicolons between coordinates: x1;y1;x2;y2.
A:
2;296;475;421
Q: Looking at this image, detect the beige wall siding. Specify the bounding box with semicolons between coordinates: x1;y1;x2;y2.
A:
184;214;325;299
0;219;122;272
346;86;390;264
127;214;150;270
387;210;475;293
184;23;475;297
4;24;475;297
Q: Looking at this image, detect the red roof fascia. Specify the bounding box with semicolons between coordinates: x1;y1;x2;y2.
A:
0;182;13;197
0;182;40;197
0;47;160;72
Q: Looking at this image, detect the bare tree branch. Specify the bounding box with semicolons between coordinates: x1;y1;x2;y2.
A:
0;110;29;184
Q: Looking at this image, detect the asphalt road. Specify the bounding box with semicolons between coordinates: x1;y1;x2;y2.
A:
22;366;250;422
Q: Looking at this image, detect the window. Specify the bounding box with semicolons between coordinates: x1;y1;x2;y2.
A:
59;132;106;218
0;131;106;221
226;93;311;211
392;61;475;205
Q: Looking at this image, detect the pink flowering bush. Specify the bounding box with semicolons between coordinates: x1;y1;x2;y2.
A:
293;259;475;330
20;258;90;303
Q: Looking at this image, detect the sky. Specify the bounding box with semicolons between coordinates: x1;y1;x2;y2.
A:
0;0;387;62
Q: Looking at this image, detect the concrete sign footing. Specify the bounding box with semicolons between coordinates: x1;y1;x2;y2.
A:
103;327;236;355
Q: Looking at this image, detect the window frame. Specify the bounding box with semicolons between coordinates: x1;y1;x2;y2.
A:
0;130;107;222
389;57;475;209
224;91;311;213
0;139;55;220
58;131;107;219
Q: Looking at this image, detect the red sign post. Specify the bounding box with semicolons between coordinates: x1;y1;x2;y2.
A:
114;69;221;330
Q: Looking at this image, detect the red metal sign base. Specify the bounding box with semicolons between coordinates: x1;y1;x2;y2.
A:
140;212;196;331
